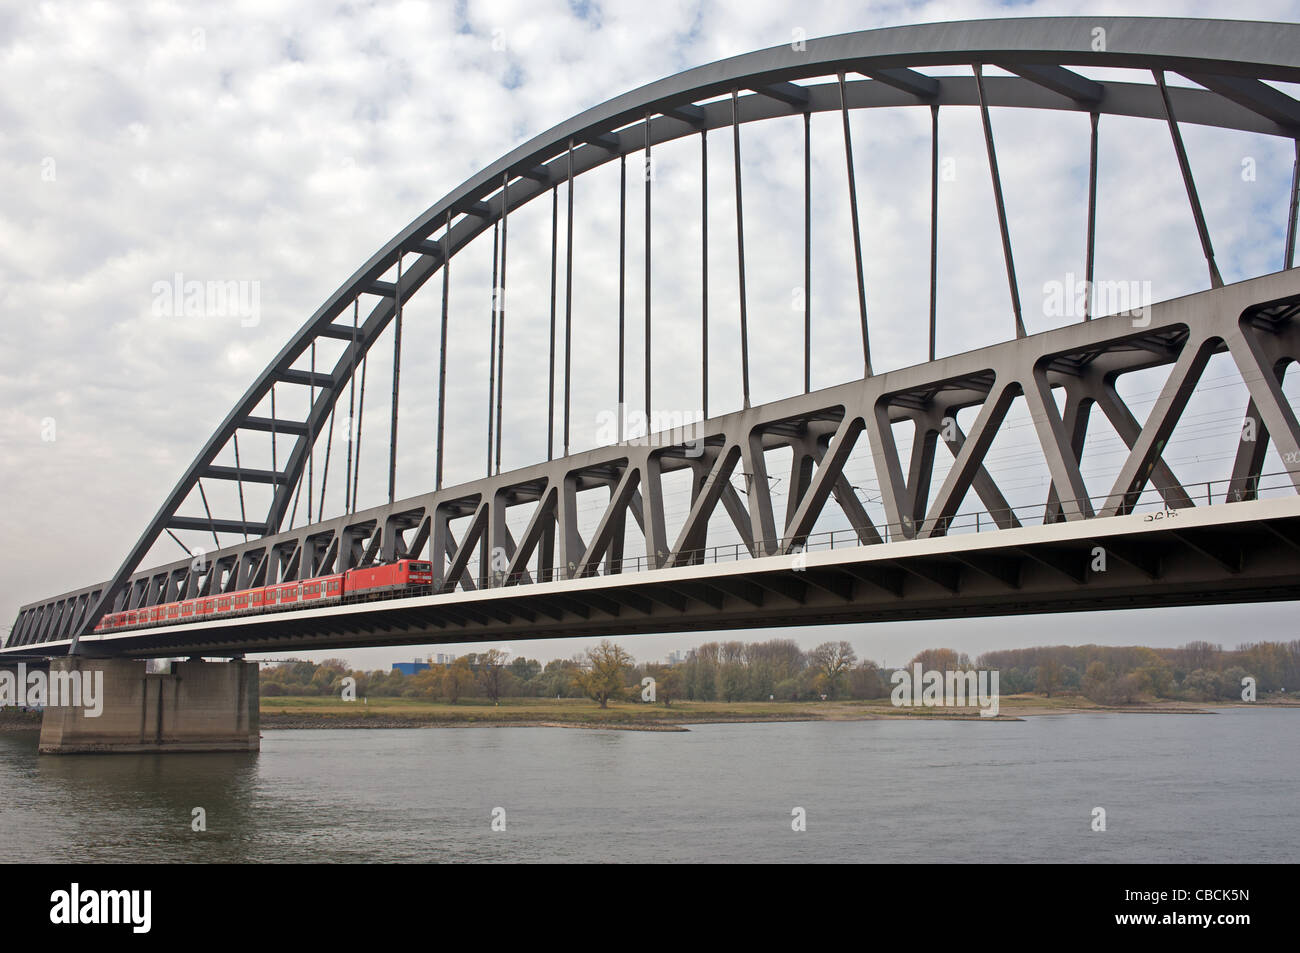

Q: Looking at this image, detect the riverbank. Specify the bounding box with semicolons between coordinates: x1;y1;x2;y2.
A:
5;694;1291;734
257;693;1297;730
0;709;42;732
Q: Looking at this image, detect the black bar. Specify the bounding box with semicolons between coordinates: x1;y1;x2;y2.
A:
4;866;1277;939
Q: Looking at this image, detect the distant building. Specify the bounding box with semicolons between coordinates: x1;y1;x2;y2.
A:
392;660;430;676
666;651;687;666
434;653;456;665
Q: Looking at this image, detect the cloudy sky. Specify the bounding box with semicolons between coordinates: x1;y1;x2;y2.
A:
3;0;1300;671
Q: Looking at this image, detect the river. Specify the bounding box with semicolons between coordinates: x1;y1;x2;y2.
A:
0;708;1295;862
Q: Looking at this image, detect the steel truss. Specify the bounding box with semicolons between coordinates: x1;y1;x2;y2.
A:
10;270;1300;651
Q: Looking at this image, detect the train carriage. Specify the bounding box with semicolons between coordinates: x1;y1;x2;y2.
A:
83;560;431;637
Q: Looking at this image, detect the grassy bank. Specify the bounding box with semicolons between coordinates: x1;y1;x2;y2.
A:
258;692;1279;729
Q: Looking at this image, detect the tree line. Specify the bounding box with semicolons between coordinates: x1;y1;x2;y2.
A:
974;640;1300;703
258;638;1300;705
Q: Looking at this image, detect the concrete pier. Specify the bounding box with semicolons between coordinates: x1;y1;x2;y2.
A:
39;657;259;754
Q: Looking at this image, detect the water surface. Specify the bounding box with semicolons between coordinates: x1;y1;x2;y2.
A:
1;708;1295;862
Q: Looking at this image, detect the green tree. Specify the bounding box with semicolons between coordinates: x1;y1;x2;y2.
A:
1037;657;1062;697
849;661;885;699
575;640;634;708
540;659;579;698
656;667;683;706
910;647;960;672
444;657;473;704
509;657;541;682
1135;663;1174;698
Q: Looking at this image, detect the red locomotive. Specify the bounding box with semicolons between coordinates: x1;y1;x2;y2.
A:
93;559;434;633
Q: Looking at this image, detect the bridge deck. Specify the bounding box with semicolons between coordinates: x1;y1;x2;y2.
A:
12;496;1297;659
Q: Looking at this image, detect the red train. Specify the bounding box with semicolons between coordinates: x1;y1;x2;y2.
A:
93;559;434;633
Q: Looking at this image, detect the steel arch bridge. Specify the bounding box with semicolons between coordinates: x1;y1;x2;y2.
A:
7;15;1300;659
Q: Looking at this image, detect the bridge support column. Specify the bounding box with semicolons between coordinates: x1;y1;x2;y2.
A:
38;658;259;754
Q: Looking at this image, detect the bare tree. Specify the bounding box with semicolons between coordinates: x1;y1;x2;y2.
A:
479;648;509;705
811;641;857;698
